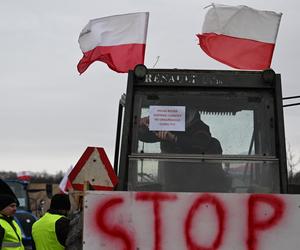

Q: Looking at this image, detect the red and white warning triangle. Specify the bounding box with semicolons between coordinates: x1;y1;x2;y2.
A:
69;147;118;191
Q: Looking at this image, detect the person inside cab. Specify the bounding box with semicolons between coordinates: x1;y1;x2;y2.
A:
138;105;230;192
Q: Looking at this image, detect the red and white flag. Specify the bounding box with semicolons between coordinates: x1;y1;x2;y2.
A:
77;12;149;74
17;171;32;181
197;4;282;70
59;165;73;194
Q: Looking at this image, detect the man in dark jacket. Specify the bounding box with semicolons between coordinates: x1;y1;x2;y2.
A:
138;107;229;192
32;194;70;250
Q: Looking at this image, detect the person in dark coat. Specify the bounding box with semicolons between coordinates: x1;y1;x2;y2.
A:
138;107;229;192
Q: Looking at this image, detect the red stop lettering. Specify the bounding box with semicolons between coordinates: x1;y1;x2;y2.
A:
95;197;135;250
136;192;177;250
184;194;226;250
247;194;285;250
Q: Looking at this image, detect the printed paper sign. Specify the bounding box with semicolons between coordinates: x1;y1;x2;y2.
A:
149;105;185;131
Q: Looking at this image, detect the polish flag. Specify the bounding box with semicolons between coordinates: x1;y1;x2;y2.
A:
197;4;282;70
77;12;149;74
17;171;32;182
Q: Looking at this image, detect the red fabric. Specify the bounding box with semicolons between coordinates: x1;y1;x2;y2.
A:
77;43;146;74
197;33;275;70
17;175;31;181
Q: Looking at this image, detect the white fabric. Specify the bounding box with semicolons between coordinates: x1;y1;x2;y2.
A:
202;4;282;43
59;165;73;193
79;12;149;52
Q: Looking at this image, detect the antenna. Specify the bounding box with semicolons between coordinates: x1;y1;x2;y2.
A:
152;56;160;68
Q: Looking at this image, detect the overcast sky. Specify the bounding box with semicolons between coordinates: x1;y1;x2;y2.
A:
1;0;300;174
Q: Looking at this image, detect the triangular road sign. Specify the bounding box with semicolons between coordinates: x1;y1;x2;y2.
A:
68;147;118;191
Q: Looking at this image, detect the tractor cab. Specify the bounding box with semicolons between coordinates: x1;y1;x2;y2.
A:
114;66;288;194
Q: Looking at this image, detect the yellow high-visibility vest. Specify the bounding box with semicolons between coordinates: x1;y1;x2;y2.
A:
32;212;65;250
0;215;24;250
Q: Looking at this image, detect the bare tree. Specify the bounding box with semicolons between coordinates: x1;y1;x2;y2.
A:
287;143;300;184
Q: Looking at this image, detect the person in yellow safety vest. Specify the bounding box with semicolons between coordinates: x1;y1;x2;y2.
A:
0;194;25;250
32;194;71;250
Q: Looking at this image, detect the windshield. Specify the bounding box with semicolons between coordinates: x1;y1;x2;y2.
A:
127;90;279;193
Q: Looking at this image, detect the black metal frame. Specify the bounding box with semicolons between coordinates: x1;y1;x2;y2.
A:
114;68;288;193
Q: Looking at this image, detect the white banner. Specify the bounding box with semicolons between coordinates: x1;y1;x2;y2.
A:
83;191;300;250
